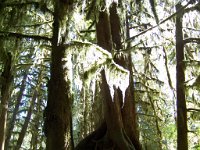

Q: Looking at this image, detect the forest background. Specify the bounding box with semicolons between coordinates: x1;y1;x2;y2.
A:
0;0;200;150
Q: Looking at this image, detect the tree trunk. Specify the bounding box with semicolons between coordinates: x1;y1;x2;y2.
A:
0;52;13;150
75;2;142;150
101;71;135;150
176;3;188;150
44;0;74;150
15;90;37;150
110;3;141;149
30;95;41;150
5;72;28;150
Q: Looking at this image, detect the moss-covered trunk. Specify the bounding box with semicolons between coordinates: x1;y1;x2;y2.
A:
75;2;141;150
44;0;74;149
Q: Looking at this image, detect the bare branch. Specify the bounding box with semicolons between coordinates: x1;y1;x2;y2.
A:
80;30;95;33
12;21;53;28
183;38;200;44
162;47;174;89
0;31;51;41
184;2;200;14
187;108;200;112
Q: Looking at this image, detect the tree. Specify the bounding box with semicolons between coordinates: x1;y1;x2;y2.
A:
76;1;142;149
175;1;200;149
175;3;188;150
0;0;200;149
0;52;13;150
44;0;74;149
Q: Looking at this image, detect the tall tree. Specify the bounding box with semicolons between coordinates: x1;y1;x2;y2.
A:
44;0;74;149
176;3;188;150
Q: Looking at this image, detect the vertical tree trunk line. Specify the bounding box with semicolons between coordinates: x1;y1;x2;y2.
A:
30;94;42;150
176;3;188;150
0;52;13;150
15;89;38;150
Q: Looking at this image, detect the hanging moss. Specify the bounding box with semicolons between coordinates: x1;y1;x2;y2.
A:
63;40;129;103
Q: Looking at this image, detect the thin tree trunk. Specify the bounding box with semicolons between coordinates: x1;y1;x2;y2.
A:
0;52;13;150
5;72;28;150
176;3;188;150
148;94;162;149
30;94;42;150
44;1;74;150
15;90;37;150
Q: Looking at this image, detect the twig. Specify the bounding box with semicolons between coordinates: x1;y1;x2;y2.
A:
0;31;51;41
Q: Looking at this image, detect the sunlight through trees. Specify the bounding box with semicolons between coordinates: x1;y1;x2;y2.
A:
0;0;200;149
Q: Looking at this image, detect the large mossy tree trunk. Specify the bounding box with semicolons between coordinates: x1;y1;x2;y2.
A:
176;3;188;150
76;2;142;150
44;0;74;150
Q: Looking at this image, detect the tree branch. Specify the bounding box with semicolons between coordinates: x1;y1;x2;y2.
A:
184;2;200;14
0;31;51;42
183;38;200;44
126;0;192;42
12;21;53;28
187;108;200;112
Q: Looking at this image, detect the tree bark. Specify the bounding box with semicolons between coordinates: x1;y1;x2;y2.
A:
176;3;188;150
44;0;74;150
75;2;142;150
0;52;13;150
110;2;141;149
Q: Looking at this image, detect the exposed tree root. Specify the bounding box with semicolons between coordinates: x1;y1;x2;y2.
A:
75;122;137;150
